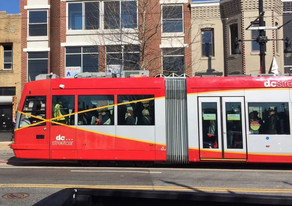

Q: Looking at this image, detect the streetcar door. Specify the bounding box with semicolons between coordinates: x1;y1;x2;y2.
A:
222;97;247;160
15;95;50;159
199;97;247;160
50;95;76;159
199;97;222;159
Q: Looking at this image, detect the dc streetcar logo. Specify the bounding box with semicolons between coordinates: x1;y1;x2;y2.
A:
264;80;292;88
56;134;65;141
52;134;74;145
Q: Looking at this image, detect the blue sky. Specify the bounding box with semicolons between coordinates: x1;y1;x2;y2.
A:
0;0;19;14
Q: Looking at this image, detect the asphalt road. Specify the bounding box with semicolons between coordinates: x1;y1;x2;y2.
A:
2;141;292;205
2;161;292;205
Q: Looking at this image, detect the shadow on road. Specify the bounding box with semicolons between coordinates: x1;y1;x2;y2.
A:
34;188;292;206
5;157;292;171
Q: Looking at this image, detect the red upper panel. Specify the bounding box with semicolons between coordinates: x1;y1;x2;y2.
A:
51;77;164;90
187;76;292;93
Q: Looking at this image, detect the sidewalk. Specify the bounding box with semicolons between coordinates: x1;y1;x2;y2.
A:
0;141;12;150
0;141;13;163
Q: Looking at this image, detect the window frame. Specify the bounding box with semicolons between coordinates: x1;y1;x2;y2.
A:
66;46;99;73
201;28;214;57
27;52;48;82
251;23;260;52
230;24;239;55
106;45;140;71
3;44;13;70
162;47;185;75
104;0;138;30
28;10;48;37
68;2;100;31
162;4;183;33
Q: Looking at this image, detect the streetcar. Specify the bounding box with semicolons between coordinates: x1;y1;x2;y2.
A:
11;75;292;163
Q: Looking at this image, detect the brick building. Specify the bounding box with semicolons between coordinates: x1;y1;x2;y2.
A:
20;0;292;80
20;0;192;82
191;0;287;75
0;12;21;132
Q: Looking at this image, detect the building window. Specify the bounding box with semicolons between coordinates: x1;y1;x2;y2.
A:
162;48;185;75
106;45;140;71
0;87;15;95
230;24;239;55
29;11;47;36
252;23;260;51
124;45;140;70
201;28;214;57
68;2;99;30
3;45;13;70
28;52;48;81
104;1;137;29
162;5;183;33
66;46;99;73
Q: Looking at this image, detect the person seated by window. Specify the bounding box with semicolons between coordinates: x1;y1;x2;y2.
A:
20;115;31;127
265;109;279;134
249;111;263;134
95;110;112;125
139;109;152;125
206;120;218;148
125;107;136;125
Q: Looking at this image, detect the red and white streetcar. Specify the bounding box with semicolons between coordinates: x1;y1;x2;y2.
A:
11;75;292;163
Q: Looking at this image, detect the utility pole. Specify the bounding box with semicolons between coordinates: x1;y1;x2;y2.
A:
234;0;292;74
258;0;268;74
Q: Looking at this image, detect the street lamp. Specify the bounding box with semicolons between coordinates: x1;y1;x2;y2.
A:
258;0;266;74
234;36;292;68
234;0;292;74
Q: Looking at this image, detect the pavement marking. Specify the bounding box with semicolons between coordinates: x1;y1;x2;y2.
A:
70;170;162;174
0;184;292;194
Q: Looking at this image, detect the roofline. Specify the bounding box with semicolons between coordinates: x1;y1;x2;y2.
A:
190;1;220;7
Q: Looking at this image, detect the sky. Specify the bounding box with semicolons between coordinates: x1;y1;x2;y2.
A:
0;0;20;14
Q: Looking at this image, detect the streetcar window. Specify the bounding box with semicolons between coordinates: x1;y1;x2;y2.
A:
117;95;154;125
248;103;290;135
202;102;218;149
78;95;114;125
226;102;243;149
19;96;46;128
52;96;75;125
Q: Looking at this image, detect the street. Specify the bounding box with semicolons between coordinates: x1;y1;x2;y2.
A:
2;142;292;205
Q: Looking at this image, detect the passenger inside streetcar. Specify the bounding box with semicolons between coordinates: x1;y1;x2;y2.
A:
248;103;290;135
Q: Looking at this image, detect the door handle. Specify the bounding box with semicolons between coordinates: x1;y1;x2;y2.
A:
36;135;45;139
